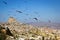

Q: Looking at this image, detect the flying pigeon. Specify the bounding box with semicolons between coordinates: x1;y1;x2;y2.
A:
33;18;38;20
3;1;7;5
16;10;22;13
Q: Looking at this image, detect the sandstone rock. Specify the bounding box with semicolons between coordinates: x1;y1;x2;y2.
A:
3;17;34;39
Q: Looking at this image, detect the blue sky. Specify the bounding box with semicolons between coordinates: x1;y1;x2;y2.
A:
0;0;60;23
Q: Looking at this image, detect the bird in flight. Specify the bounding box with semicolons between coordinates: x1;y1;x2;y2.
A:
3;1;7;5
16;10;22;13
33;18;38;20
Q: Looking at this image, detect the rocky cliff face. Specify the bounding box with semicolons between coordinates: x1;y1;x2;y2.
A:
0;17;34;40
6;17;33;38
8;17;22;25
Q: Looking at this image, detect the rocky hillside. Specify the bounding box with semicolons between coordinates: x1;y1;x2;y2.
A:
0;17;60;40
0;17;34;40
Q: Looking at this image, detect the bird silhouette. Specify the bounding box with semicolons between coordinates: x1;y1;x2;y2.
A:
3;1;7;5
33;18;38;20
16;10;22;13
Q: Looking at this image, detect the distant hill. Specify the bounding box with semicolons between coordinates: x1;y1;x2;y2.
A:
27;22;60;29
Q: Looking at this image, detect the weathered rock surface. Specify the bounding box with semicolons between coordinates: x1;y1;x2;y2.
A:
0;17;34;40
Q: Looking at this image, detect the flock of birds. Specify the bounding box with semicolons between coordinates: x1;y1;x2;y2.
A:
1;0;51;23
2;0;39;21
0;0;39;38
